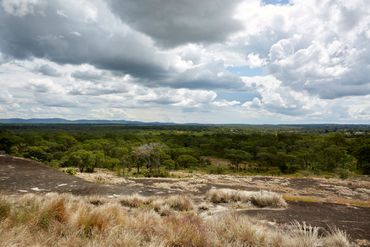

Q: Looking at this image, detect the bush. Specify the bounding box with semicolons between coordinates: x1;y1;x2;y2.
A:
335;168;351;179
24;146;51;162
207;165;227;174
162;159;176;170
266;167;281;175
143;168;169;178
48;160;61;168
64;167;77;176
176;155;198;168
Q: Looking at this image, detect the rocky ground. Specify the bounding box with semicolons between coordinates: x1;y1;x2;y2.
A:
1;155;370;245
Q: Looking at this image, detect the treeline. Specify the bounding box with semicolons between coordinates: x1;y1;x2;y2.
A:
0;126;369;177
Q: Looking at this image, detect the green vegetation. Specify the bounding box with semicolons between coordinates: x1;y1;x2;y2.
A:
0;125;369;177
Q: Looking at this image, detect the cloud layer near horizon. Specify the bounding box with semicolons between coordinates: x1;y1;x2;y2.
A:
0;0;369;123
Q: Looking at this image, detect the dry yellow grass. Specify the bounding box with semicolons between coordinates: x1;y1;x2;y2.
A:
207;188;287;208
118;194;194;215
0;193;353;247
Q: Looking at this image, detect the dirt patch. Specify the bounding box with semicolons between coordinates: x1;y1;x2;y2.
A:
0;155;167;196
288;177;320;189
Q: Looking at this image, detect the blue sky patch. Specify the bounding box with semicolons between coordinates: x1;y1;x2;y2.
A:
261;0;290;5
217;91;260;103
226;66;266;77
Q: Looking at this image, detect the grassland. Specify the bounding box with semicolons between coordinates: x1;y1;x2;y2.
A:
0;192;352;247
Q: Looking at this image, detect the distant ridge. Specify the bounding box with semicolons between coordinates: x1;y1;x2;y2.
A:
0;118;177;125
0;118;369;130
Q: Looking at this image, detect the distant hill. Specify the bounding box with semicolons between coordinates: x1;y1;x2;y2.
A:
0;118;369;131
0;118;176;125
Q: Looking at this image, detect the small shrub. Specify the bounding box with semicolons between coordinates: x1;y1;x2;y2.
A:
336;168;351;179
143;168;169;178
207;165;227;174
63;167;77;176
162;159;176;170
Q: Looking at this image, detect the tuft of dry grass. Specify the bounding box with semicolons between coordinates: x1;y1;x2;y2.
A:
207;188;287;208
322;228;352;247
160;195;194;211
198;202;212;211
288;221;320;247
0;193;353;247
0;196;11;220
119;193;152;208
163;213;209;247
118;194;194;215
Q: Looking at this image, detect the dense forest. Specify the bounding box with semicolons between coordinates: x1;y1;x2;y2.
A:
0;125;369;178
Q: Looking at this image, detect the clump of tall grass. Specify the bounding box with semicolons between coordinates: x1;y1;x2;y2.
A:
119;193;153;208
118;193;194;215
0;193;352;247
206;188;287;208
322;227;351;247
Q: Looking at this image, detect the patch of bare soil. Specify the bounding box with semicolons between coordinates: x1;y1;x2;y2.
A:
0;155;167;196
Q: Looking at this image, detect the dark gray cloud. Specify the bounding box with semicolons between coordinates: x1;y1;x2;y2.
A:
108;0;243;47
71;70;104;81
160;61;245;89
0;0;168;79
36;64;60;77
0;0;243;91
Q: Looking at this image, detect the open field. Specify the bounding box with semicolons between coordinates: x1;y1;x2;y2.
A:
1;155;370;246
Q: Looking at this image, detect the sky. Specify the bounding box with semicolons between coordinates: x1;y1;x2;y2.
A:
0;0;369;124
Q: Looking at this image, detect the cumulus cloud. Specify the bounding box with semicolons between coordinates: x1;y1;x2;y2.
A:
159;60;245;89
236;0;370;99
241;75;326;116
1;0;45;17
0;0;169;78
36;64;60;76
108;0;244;47
0;0;369;123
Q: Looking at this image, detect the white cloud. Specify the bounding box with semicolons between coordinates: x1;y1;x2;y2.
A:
235;0;370;99
241;75;327;116
0;0;369;123
1;0;44;17
246;53;266;68
213;100;240;107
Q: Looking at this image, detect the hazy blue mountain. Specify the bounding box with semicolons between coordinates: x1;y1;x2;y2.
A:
0;118;175;125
